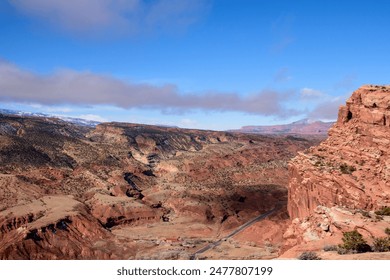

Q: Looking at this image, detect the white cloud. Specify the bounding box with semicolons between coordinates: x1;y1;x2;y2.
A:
29;103;43;109
78;114;108;122
300;87;324;99
270;14;295;53
25;103;72;113
45;106;73;113
308;94;348;120
299;87;348;120
179;118;198;127
0;60;301;118
9;0;210;36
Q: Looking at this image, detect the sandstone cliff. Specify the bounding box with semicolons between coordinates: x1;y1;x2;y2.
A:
288;85;390;220
278;85;390;258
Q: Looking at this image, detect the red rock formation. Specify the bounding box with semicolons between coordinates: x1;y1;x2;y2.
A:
88;192;164;228
0;114;320;259
0;196;115;259
288;85;390;220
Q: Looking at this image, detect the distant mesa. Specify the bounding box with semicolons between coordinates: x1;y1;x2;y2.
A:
231;118;334;135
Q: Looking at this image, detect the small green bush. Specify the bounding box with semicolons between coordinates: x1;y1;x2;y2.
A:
357;209;371;218
372;237;390;252
339;230;371;253
298;251;321;260
337;246;349;255
375;206;390;216
323;245;338;252
375;214;384;221
340;163;356;174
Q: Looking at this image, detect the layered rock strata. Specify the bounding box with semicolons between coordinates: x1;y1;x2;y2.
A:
0;114;320;259
288;85;390;219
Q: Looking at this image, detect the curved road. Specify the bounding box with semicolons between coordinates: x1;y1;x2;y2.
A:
190;203;284;260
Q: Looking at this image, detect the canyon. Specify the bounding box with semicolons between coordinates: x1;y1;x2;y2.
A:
0;85;389;259
0;113;320;259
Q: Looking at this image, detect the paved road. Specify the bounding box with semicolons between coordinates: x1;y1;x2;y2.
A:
190;203;283;260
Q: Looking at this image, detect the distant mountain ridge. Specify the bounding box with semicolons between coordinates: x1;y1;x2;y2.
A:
0;109;334;134
231;118;334;135
0;108;100;127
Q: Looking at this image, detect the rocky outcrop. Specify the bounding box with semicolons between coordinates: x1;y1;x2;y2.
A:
87;192;164;228
0;196;115;259
288;85;390;220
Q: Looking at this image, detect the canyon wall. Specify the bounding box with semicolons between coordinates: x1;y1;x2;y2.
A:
288;85;390;219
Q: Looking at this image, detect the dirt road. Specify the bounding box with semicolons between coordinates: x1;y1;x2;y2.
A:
190;203;283;259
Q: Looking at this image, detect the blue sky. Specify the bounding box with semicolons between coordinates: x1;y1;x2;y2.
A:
1;0;390;130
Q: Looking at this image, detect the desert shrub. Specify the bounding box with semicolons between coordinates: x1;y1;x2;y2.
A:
357;209;371;218
375;215;384;221
362;211;370;218
298;251;321;260
372;237;390;252
323;245;338;251
337;246;349;255
339;230;371;253
340;163;356;174
375;206;390;216
385;228;390;235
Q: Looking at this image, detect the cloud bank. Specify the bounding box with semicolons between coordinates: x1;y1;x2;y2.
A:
308;96;346;120
0;61;298;117
300;87;324;99
9;0;209;35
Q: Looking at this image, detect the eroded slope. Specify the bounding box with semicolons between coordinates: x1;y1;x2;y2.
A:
0;115;320;259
